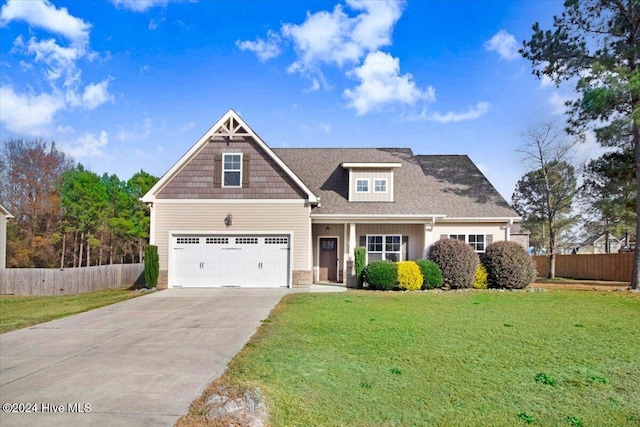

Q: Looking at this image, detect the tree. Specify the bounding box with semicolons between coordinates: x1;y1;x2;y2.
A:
581;148;636;250
521;0;640;288
512;123;579;278
0;139;73;267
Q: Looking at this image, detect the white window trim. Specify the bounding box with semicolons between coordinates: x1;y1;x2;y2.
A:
356;178;369;193
366;234;402;263
222;153;243;188
373;178;387;193
449;234;486;253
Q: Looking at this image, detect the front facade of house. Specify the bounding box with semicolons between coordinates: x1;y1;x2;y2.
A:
142;110;521;288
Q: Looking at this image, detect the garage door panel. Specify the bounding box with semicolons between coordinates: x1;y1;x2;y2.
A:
172;234;289;288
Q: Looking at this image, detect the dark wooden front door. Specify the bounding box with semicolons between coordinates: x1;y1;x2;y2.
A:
319;238;338;282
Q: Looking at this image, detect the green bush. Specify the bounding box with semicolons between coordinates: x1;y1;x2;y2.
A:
397;261;423;291
483;241;536;289
415;259;443;289
474;264;489;289
144;245;159;288
354;246;366;288
364;260;397;290
428;239;479;289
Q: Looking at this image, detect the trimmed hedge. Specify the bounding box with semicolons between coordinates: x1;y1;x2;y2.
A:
483;241;536;289
364;260;397;290
144;245;159;288
474;264;489;289
416;259;443;289
397;261;423;291
354;246;366;288
428;239;479;289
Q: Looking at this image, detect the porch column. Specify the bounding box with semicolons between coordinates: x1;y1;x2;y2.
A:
424;221;433;258
349;223;356;260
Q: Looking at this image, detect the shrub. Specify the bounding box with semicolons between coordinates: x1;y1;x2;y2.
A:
144;245;159;288
474;264;488;289
483;241;536;289
396;261;423;291
354;246;366;288
415;259;443;289
364;260;397;290
428;239;479;289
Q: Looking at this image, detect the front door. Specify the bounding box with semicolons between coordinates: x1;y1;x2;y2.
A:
319;238;338;282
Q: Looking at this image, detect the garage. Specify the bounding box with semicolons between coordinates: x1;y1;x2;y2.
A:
171;234;290;288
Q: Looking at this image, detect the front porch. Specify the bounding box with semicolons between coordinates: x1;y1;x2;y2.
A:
311;219;437;287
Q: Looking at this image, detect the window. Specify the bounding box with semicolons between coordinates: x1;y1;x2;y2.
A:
356;179;369;193
367;235;401;262
374;179;387;193
468;234;485;252
223;154;242;187
449;234;466;242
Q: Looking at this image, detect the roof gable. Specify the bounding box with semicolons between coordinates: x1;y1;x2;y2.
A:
142;110;317;203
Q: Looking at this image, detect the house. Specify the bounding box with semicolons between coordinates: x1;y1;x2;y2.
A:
508;223;530;251
576;233;621;254
142;110;521;288
0;205;13;269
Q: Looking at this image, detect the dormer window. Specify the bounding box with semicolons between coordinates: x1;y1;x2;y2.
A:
223;153;242;187
342;162;400;202
356;179;369;193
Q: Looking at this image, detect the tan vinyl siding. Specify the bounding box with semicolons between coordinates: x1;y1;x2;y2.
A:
431;222;508;252
153;202;310;274
349;170;394;202
356;224;424;260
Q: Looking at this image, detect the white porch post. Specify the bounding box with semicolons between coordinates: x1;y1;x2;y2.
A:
349;222;356;260
424;218;435;258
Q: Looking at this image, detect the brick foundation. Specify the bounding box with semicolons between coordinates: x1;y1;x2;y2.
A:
292;270;312;288
157;270;168;290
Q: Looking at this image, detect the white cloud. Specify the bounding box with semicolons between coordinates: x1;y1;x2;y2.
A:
23;36;84;84
62;130;109;158
236;30;281;62
109;0;169;12
81;79;115;110
344;51;434;115
179;120;196;132
548;92;572;115
0;86;65;135
484;30;519;61
430;102;490;124
0;0;90;44
282;0;403;74
148;17;165;30
116;118;152;142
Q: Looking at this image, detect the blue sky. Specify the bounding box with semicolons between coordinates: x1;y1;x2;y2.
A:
0;0;600;200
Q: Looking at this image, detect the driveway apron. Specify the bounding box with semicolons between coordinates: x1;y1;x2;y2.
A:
0;288;288;426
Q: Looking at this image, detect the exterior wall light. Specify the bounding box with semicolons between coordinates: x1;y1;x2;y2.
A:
224;214;233;227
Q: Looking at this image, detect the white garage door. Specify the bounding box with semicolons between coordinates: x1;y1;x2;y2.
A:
172;235;290;288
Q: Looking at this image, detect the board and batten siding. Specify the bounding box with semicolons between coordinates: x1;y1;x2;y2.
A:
349;170;394;202
152;201;311;286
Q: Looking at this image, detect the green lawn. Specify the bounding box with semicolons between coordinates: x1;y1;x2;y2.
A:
185;290;640;426
0;288;143;333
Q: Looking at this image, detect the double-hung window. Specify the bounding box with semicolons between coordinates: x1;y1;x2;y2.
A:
468;234;485;252
223;154;242;187
449;234;466;242
356;179;369;193
367;235;401;262
374;179;387;193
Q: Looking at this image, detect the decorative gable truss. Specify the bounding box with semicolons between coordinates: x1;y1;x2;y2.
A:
142;109;318;203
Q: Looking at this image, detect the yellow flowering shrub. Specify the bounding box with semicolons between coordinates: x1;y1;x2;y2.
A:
474;264;488;289
397;261;423;291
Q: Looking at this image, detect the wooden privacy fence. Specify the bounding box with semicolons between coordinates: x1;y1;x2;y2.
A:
533;253;633;282
0;263;144;296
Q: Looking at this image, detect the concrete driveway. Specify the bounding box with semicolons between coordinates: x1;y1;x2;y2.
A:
0;288;289;426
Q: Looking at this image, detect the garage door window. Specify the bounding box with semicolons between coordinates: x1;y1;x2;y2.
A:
206;237;228;244
236;237;258;244
176;237;200;244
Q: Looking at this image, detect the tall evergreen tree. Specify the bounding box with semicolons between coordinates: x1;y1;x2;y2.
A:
521;0;640;288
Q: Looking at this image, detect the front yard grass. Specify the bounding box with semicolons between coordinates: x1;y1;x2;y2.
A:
183;290;640;426
0;288;143;333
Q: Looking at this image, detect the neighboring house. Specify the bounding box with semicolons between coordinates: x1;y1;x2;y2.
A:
142;110;521;288
0;205;13;269
576;233;621;254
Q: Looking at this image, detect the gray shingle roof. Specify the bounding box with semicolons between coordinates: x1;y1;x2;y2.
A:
273;148;518;218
